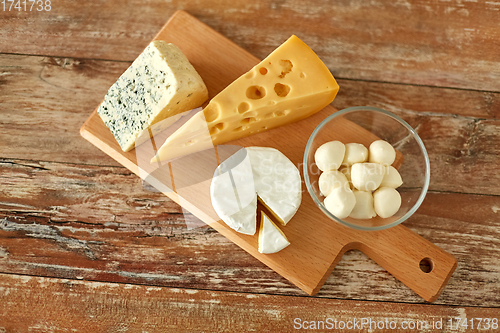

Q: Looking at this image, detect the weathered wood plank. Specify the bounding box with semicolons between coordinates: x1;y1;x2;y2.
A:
0;159;181;223
335;80;500;120
0;0;498;322
2;53;500;176
0;160;499;306
0;54;126;166
388;114;500;196
2;2;500;91
0;273;498;333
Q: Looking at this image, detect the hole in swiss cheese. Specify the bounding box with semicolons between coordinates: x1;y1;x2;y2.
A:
274;83;290;97
246;86;266;100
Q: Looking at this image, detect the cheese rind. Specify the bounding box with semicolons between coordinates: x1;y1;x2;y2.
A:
210;147;301;235
98;40;208;152
247;147;302;226
210;148;257;235
154;35;339;162
258;211;290;254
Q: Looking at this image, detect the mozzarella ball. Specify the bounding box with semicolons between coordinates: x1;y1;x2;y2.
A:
380;165;403;188
351;163;385;192
315;141;346;172
323;187;356;219
339;165;354;190
373;187;402;218
349;190;377;219
369;140;396;165
319;170;349;197
342;143;368;165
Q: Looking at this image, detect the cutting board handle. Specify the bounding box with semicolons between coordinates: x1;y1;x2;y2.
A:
354;225;457;302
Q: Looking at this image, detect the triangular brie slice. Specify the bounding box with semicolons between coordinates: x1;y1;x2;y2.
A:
258;211;290;254
153;35;339;162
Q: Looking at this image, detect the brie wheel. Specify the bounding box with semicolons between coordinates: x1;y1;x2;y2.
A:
210;147;302;235
258;212;290;254
314;141;345;172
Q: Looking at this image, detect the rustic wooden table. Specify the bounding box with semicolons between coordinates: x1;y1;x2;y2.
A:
1;1;499;332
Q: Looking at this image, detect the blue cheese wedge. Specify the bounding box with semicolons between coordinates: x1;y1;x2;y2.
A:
97;40;208;152
258;211;290;254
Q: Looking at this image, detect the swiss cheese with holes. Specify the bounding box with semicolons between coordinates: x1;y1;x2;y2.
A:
152;35;339;162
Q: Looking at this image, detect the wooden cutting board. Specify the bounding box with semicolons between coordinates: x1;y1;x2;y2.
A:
80;10;456;301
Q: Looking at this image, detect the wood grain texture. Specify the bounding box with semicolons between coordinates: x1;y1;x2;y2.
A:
0;53;126;166
0;159;499;306
2;52;500;171
0;273;498;333
0;0;499;324
2;1;500;91
80;11;457;300
335;79;500;120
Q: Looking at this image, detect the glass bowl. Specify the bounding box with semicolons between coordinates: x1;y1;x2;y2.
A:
303;106;430;231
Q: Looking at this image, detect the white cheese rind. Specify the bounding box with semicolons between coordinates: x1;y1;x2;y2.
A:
210;147;302;235
258;212;290;254
246;147;302;225
98;40;208;152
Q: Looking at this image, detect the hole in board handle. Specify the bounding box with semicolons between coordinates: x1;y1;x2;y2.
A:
419;257;434;273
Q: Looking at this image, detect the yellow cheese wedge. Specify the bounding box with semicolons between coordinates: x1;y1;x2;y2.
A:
258;211;290;254
152;35;339;162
